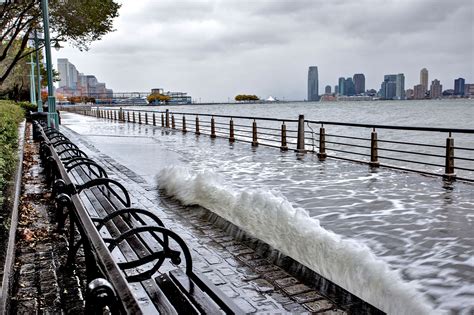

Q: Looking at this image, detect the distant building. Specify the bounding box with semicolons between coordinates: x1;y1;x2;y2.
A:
353;73;365;95
334;85;338;95
464;84;474;97
56;58;112;98
344;77;355;96
430;79;442;99
405;88;414;99
338;77;345;95
454;78;465;95
307;66;319;101
150;88;192;104
420;68;429;91
325;85;331;94
380;74;404;100
413;84;427;99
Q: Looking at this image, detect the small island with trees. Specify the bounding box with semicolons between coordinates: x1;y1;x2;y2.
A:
235;94;260;102
147;92;171;105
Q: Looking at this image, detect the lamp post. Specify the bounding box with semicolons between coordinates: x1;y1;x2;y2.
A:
41;0;58;128
28;53;36;105
34;29;43;112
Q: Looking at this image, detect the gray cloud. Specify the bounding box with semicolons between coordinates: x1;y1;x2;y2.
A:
54;0;474;101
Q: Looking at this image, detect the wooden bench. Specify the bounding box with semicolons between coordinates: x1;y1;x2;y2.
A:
36;123;243;314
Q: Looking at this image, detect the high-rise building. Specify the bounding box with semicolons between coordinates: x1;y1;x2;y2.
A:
353;73;365;95
420;68;428;91
57;58;70;88
334;85;338;95
395;73;405;100
338;77;345;95
405;89;414;99
454;78;465;95
344;77;355;96
307;66;319;101
464;84;474;97
325;85;331;94
379;74;404;100
430;79;442;99
413;84;426;100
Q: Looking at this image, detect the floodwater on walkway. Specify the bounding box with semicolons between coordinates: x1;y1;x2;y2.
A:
62;112;473;314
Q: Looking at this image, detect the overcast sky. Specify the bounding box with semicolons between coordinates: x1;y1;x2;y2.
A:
53;0;474;102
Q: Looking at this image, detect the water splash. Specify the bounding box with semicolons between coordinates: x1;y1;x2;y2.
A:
157;166;438;315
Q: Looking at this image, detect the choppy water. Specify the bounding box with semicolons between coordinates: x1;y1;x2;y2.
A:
64;101;474;314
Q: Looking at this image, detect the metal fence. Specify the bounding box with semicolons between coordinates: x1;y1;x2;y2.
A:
64;107;474;182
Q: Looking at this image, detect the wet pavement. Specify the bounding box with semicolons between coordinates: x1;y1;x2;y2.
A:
58;115;356;313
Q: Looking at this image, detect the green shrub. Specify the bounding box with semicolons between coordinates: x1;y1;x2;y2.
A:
17;101;38;114
0;101;24;207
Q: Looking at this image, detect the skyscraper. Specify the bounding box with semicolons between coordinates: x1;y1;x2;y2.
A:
353;73;365;95
307;66;319;101
325;85;331;94
57;58;70;88
380;74;404;100
454;78;465;95
430;79;442;99
338;77;345;95
413;84;426;100
344;77;355;96
395;73;405;100
420;68;428;91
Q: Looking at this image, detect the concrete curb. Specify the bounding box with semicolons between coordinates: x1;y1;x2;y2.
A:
0;120;27;314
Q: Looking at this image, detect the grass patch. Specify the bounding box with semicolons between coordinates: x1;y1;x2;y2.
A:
0;100;25;208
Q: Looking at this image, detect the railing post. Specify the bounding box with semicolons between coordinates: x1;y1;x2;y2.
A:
317;126;327;160
119;107;123;121
210;117;216;138
171;114;175;129
252;120;258;147
153;113;156;126
229;119;235;143
370;128;380;167
127;111;130;122
145;112;148;124
96;109;99;118
138;112;142;124
182;116;187;133
195;116;200;135
444;132;456;179
296;114;306;153
165;109;170;128
114;110;117;121
133;112;136;123
280;122;288;151
161;113;164;127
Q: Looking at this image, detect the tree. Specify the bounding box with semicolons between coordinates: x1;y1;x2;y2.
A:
0;43;59;101
147;93;171;104
235;94;259;102
0;0;120;85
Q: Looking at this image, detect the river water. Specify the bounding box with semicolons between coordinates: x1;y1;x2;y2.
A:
71;99;473;314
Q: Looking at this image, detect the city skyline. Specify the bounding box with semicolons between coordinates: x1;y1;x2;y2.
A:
52;0;473;102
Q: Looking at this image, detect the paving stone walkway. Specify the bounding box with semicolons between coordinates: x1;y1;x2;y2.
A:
10;130;86;314
60;125;350;314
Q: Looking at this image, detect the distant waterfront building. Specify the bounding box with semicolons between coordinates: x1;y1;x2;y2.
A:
405;88;414;99
56;58;113;98
325;85;331;94
413;84;426;100
420;68;429;91
334;85;338;95
344;77;355;96
380;74;404;100
353;73;365;95
464;84;474;97
430;79;442;99
454;78;465;95
307;66;319;101
338;77;345;95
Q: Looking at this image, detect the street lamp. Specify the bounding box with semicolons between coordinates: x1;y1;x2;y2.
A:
41;0;58;128
33;29;43;112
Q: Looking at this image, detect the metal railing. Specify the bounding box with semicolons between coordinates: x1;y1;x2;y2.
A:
66;107;474;182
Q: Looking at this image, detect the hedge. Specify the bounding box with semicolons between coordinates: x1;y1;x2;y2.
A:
0;101;24;208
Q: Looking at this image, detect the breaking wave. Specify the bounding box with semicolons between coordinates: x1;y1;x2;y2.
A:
157;166;438;315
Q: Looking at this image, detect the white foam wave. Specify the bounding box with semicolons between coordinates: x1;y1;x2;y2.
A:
157;166;438;315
